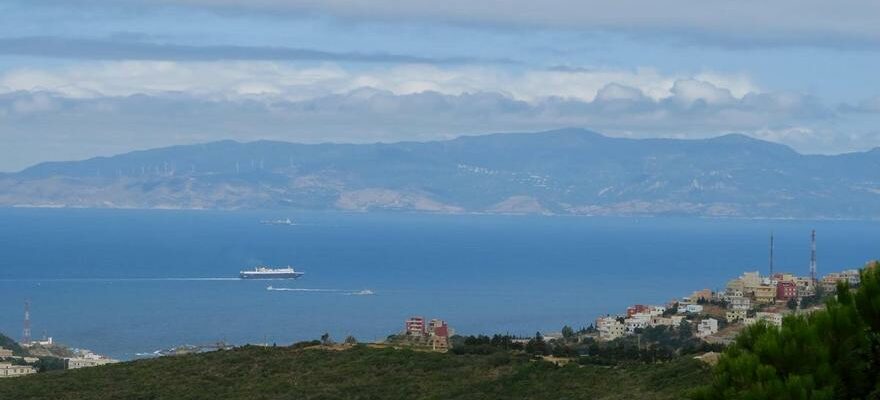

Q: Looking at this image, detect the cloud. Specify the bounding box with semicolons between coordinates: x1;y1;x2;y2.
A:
141;0;880;48
0;61;760;103
1;60;873;171
669;80;735;106
0;79;859;172
0;36;515;65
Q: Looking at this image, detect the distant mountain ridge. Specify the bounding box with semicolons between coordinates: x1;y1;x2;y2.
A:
2;128;880;218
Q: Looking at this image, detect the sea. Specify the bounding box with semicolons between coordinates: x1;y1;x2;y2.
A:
0;208;877;360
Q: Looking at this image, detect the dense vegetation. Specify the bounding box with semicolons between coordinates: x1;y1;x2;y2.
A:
0;344;710;399
693;261;880;399
0;332;27;357
450;323;721;365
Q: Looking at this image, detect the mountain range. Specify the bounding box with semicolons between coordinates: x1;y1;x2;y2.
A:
2;128;879;218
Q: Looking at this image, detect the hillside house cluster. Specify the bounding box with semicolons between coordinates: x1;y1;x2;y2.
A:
595;305;687;341
64;349;120;369
403;316;453;351
821;270;860;292
593;262;868;344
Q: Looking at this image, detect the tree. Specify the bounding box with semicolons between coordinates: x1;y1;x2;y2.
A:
561;325;575;340
677;320;692;340
692;262;880;399
525;332;548;356
320;332;333;347
344;335;358;346
786;297;798;311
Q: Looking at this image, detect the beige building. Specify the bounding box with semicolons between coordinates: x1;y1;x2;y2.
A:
796;277;816;297
596;316;625;341
0;348;13;358
725;279;745;298
745;312;783;328
430;335;449;351
690;289;712;302
726;309;747;322
0;363;36;378
741;272;762;290
752;285;776;304
773;273;797;283
650;316;675;327
65;357;119;369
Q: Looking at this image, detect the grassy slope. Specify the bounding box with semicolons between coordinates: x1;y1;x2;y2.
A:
0;345;709;400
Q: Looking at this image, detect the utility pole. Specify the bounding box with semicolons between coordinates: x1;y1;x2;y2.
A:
23;300;31;346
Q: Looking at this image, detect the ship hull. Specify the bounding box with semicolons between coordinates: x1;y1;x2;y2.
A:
239;272;304;279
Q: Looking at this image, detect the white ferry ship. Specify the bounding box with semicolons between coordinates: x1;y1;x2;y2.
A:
239;266;304;279
260;218;295;226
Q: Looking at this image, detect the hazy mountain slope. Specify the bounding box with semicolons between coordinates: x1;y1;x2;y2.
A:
2;129;879;217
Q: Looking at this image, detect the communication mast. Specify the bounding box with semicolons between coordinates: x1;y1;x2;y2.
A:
769;232;774;277
810;229;817;283
23;300;31;346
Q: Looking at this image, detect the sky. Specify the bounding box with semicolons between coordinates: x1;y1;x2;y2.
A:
1;0;880;171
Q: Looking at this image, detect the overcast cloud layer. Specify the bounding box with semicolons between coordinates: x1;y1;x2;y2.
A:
1;1;879;171
153;0;880;48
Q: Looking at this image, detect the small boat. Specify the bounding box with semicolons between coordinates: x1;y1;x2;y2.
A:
260;218;295;226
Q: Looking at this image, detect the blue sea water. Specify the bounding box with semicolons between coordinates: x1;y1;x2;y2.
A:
0;208;877;359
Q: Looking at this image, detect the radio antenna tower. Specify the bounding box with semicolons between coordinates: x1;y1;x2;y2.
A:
23;300;31;346
769;232;774;277
810;229;817;283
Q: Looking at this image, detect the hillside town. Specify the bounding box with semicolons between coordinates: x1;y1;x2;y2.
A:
395;231;870;359
594;232;862;347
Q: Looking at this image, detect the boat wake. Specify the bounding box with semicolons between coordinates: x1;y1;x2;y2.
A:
266;286;375;296
0;278;242;282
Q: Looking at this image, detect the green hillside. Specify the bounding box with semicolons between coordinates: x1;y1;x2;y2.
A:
0;345;709;400
0;332;27;357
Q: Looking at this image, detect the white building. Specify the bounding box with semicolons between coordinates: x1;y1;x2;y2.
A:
697;319;719;337
0;363;36;378
841;270;861;286
22;337;53;348
727;296;751;311
649;306;667;316
65;349;120;370
624;315;650;333
679;304;703;314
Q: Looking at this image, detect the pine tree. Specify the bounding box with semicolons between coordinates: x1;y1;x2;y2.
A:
693;261;880;400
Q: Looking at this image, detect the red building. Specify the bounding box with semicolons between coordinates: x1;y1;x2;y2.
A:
428;319;448;335
626;304;650;317
776;281;797;300
405;316;426;335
